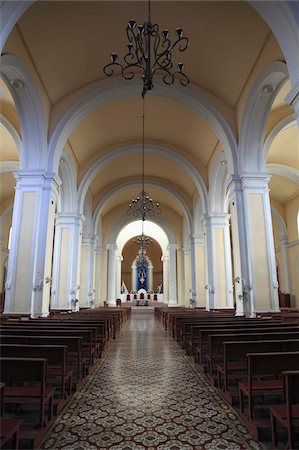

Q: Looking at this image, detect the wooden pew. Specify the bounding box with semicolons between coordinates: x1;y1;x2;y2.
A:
270;370;299;449
239;351;299;439
207;330;299;385
0;418;22;450
0;344;72;412
217;339;299;404
195;326;299;367
0;357;56;429
0;335;84;389
0;326;95;371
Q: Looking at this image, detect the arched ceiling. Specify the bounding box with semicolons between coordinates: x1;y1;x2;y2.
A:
69;97;218;168
0;0;297;227
11;1;273;107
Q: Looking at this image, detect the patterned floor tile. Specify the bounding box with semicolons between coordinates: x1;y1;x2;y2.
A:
41;314;265;449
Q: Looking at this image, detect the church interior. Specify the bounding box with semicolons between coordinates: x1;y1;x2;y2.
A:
0;1;298;449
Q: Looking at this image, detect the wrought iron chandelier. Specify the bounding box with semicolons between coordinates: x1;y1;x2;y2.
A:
103;0;190;97
127;98;161;220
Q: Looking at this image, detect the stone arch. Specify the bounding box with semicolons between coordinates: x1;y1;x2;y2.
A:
0;54;47;170
239;61;289;174
92;178;192;238
48;80;237;176
208;154;229;214
271;206;288;240
108;214;177;248
78;143;208;216
248;1;299;88
0;115;23;164
57;152;77;214
263;115;297;166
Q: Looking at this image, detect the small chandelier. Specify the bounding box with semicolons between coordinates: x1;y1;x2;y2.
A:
103;0;189;97
127;97;161;220
133;233;153;249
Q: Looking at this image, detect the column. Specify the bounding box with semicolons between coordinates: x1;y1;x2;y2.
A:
203;214;234;310
51;214;83;311
285;85;299;128
162;254;169;303
4;171;60;317
80;235;97;308
193;234;205;308
168;244;178;305
115;254;123;299
107;243;117;305
280;234;292;294
183;247;191;307
229;198;244;316
0;237;7;291
94;245;102;306
230;175;279;316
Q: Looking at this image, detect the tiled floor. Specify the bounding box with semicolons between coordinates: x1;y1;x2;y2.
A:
42;313;264;449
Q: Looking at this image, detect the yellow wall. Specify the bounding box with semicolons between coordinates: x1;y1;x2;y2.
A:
196;245;206;307
214;228;227;307
57;228;70;307
286;195;299;306
14;192;36;311
248;194;271;309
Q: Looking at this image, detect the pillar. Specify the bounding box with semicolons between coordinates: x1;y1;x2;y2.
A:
230;175;279;316
183;247;191;307
162;254;169;303
228;198;244;316
51;214;83;311
193;234;205;308
4;171;60;317
203;214;234;310
168;244;178;305
80;235;97;308
107;243;117;305
280;234;292;294
94;245;102;306
115;254;123;298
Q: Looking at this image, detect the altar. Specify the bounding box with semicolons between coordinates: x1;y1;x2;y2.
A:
120;290;164;303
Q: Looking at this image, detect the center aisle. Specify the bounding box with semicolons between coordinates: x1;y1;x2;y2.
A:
42;313;263;450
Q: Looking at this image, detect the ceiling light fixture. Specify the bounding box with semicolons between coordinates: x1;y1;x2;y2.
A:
103;0;190;97
127;97;161;220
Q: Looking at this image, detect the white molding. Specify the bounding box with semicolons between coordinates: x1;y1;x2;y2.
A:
78;142;208;216
48;79;238;177
267;163;299;185
239;61;289;174
263;115;296;164
0;54;47;170
92;176;193;237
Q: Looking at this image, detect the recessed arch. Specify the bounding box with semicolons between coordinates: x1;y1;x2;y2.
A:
48;80;237;176
92;178;192;238
0;114;23;164
208;154;229;214
239;61;289;174
263;115;297;165
0;54;47;170
78;143;208;217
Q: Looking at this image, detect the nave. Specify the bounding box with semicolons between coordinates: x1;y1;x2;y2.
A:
41;313;262;450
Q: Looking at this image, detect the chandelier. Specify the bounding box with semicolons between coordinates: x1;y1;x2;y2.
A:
103;0;189;97
127;97;161;220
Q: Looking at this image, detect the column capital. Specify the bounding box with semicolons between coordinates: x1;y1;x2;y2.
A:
55;213;83;226
167;243;178;252
203;213;230;227
231;173;271;191
107;243;117;251
95;245;102;255
192;234;205;246
14;170;61;189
